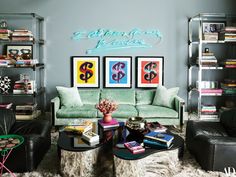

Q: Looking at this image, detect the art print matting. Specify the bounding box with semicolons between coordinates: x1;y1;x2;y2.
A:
104;56;132;88
71;56;100;88
136;56;164;88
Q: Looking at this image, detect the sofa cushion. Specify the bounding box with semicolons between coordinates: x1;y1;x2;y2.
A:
136;105;178;118
152;85;179;109
56;104;97;118
79;89;100;105
56;86;83;108
100;89;135;105
136;89;155;105
220;109;236;137
97;104;138;118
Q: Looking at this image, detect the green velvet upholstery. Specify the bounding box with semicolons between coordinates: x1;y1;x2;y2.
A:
136;105;178;118
79;89;100;105
100;89;135;105
56;104;97;118
136;89;155;105
97;105;138;118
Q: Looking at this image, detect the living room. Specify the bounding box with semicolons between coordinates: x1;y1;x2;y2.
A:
0;0;236;177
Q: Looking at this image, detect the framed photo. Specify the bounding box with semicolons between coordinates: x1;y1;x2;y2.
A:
71;56;100;88
136;56;164;88
6;45;33;59
202;22;225;34
104;56;132;88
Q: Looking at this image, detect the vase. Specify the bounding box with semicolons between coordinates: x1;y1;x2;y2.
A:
103;113;112;123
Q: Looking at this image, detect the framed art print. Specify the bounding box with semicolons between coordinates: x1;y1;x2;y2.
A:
6;45;33;59
136;56;164;88
71;56;100;88
104;56;132;88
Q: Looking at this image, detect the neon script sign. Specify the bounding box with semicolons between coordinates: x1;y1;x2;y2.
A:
72;28;162;54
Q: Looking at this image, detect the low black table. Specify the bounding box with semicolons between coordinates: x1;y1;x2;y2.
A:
57;121;184;177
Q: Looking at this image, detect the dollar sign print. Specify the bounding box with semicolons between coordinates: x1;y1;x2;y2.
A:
112;62;125;83
79;62;94;83
144;62;157;83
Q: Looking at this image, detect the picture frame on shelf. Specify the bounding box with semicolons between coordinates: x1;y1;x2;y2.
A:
202;22;225;34
71;56;100;88
104;56;132;88
136;56;164;88
6;45;33;60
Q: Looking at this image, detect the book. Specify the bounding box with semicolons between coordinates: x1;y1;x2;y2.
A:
64;120;93;134
124;141;145;154
144;132;174;147
146;122;167;133
81;131;99;143
143;139;173;148
0;103;13;109
73;137;99;148
15;110;41;120
98;118;119;130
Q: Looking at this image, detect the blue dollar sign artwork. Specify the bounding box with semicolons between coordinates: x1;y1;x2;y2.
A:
112;62;126;83
79;62;94;83
144;62;157;83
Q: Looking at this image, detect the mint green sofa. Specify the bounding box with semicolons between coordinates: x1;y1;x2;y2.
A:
51;89;185;126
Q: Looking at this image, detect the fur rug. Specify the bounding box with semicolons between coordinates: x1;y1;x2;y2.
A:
2;130;232;177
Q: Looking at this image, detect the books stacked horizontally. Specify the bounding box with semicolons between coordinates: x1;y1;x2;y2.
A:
199;52;218;67
201;104;218;119
0;29;11;41
203;33;218;41
0;102;13;109
15;103;40;120
13;80;36;94
11;29;34;41
201;88;223;96
98;118;119;131
124;141;145;154
222;26;236;42
221;79;236;95
146;122;167;133
222;59;236;68
15;59;38;66
81;131;99;146
63;120;93;134
144;132;174;149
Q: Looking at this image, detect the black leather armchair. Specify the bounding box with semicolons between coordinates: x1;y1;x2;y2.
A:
0;109;51;172
186;109;236;172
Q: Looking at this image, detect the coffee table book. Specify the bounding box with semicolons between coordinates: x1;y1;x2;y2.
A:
73;137;99;148
143;139;173;149
124;141;145;154
81;131;99;143
98;118;119;130
144;132;174;147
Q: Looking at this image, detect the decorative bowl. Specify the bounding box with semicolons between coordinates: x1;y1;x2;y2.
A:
125;117;147;135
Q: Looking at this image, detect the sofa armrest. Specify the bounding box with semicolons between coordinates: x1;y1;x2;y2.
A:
51;96;60;126
174;96;185;125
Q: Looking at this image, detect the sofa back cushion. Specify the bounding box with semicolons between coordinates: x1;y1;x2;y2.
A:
220;109;236;137
79;89;100;105
100;89;135;105
136;89;155;105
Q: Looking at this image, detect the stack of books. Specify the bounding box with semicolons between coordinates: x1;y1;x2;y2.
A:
63;120;93;134
201;88;223;96
124;141;145;154
203;33;218;41
0;29;11;41
13;80;36;94
222;59;236;68
201;104;218;119
221;27;236;42
143;132;174;149
81;131;99;146
221;79;236;95
15;103;40;120
15;59;38;66
199;52;218;67
98;118;119;131
0;102;13;109
11;29;34;41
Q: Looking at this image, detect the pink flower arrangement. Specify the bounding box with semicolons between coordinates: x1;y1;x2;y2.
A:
96;99;118;115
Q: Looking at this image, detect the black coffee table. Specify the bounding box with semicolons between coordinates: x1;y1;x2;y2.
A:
57;121;184;177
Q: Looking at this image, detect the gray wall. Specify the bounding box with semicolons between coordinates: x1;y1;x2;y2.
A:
0;0;236;109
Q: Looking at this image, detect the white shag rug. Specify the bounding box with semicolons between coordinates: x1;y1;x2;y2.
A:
2;129;233;177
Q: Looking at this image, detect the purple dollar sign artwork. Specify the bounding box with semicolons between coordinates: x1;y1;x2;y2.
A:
112;62;125;83
144;62;157;83
79;62;94;83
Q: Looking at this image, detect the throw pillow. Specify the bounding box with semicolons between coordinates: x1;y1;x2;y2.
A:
152;85;179;108
56;86;83;108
